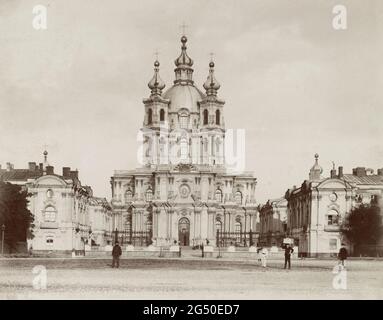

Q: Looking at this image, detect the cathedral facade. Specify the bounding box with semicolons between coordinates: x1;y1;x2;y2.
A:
111;36;257;247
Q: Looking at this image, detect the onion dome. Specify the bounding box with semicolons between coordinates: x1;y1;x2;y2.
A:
203;61;221;96
148;60;165;96
174;36;194;67
173;36;194;84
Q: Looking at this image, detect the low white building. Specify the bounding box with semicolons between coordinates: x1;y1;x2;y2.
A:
285;154;383;257
0;151;113;255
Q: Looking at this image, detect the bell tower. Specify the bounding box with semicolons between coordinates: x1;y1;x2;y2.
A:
142;60;170;167
199;60;225;166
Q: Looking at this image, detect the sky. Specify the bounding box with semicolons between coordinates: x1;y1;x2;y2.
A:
0;0;382;203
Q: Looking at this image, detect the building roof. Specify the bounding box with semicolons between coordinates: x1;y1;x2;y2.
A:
90;197;111;209
342;174;383;185
0;169;42;182
163;83;205;113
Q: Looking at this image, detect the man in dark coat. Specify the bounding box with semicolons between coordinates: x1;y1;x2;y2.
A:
112;241;122;268
338;244;348;267
284;244;294;269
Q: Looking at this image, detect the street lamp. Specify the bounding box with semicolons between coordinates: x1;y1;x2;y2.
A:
1;224;5;255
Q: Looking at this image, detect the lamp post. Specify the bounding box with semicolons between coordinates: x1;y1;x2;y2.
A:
1;224;5;255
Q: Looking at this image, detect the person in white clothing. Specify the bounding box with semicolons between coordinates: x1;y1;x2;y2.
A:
258;247;268;268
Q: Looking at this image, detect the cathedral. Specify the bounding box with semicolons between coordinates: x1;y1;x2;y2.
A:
110;36;257;247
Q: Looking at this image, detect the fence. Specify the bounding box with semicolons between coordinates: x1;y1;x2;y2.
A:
111;230;152;247
216;230;257;247
353;245;383;257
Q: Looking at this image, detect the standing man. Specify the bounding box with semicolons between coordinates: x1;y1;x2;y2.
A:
284;244;294;269
112;241;122;268
338;244;348;267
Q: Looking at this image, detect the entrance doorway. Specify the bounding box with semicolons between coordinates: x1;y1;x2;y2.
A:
178;217;190;246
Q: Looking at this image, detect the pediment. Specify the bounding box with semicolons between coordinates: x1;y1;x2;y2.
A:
317;178;350;190
35;175;67;186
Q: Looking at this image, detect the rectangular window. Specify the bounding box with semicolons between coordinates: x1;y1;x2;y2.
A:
329;239;337;250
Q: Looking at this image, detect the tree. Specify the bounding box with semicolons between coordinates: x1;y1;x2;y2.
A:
341;204;382;246
0;182;34;252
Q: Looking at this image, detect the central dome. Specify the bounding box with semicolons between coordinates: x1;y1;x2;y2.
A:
163;84;205;112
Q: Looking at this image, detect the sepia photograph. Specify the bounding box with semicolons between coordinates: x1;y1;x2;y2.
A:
0;0;382;306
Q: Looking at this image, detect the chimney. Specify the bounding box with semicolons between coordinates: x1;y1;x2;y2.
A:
46;166;54;175
353;167;366;177
70;170;78;180
378;168;383;176
28;162;37;171
62;167;71;178
338;166;343;178
6;162;14;171
330;168;336;178
39;163;43;171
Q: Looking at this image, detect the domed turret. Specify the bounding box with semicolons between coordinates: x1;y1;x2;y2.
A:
148;60;165;96
174;36;194;68
309;153;323;181
164;35;205;113
203;60;220;96
173;36;194;85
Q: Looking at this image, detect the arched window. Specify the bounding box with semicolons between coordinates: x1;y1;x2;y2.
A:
216;220;222;233
215;189;223;202
235;219;242;243
146;189;153;202
125;190;133;203
160;109;165;122
235;191;242;205
327;209;339;225
44;206;56;222
179;114;189;129
148;108;153;125
216;109;220;125
203;109;208;125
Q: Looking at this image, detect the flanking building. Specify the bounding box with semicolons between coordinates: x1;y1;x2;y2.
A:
258;198;287;247
0;152;113;254
111;36;258;247
284;154;383;257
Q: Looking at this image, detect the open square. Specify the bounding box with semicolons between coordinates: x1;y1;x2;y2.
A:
1;257;382;300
